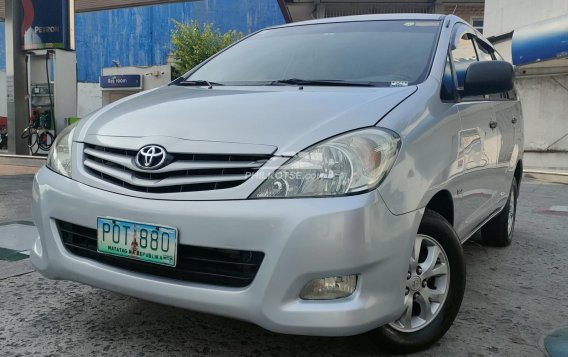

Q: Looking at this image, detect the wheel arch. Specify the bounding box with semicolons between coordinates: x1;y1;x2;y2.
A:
424;190;454;226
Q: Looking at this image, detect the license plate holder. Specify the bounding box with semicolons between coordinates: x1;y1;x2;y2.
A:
97;217;178;267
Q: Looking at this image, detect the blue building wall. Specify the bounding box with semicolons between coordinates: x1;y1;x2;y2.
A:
0;0;284;82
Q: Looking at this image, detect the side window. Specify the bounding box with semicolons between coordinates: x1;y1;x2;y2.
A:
475;39;518;100
450;33;477;91
474;40;493;62
474;39;503;99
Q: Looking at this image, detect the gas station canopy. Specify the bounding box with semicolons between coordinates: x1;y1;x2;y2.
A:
512;14;568;68
487;14;568;75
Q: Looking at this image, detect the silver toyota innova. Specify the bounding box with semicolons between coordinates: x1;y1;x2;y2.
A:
32;14;523;353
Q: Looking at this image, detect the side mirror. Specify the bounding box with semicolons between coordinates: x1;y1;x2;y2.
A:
463;61;514;96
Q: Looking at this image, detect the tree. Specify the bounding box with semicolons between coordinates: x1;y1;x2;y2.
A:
170;20;243;78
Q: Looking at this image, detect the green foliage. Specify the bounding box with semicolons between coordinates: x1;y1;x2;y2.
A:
170;20;244;78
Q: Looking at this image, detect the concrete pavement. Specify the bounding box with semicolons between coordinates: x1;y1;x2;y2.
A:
0;166;567;356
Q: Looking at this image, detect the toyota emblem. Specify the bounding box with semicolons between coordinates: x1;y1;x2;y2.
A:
135;145;167;170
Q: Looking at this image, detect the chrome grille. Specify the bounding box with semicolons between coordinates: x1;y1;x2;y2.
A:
83;144;270;193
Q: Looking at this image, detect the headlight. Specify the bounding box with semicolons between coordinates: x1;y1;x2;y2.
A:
47;122;77;178
251;128;400;198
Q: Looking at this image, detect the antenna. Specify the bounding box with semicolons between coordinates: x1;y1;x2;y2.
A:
452;5;458;15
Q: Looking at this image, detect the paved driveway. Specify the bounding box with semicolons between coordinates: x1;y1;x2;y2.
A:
0;170;566;356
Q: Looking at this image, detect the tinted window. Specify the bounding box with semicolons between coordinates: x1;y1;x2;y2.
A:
474;39;504;99
475;39;517;100
451;33;477;89
475;40;493;62
187;20;442;87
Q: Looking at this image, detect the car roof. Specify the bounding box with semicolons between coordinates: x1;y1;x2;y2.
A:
272;13;448;29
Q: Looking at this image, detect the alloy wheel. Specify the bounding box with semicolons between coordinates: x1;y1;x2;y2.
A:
389;234;450;333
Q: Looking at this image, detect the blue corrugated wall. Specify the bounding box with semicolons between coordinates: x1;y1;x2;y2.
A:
0;0;284;82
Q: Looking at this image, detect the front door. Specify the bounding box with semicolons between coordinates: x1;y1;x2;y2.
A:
449;26;502;238
456;102;501;236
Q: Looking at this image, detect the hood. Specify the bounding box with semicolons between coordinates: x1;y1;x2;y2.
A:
78;85;416;155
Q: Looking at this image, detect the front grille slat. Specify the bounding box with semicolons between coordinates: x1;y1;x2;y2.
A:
83;143;271;194
63;241;98;252
182;256;259;267
84;147;267;173
57;221;264;288
84;159;250;187
59;228;96;242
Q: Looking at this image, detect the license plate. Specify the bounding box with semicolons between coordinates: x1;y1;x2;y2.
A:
97;217;178;267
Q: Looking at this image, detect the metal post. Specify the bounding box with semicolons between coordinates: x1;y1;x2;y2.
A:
5;0;30;155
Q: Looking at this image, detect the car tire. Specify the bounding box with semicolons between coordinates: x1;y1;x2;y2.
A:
481;177;518;247
367;209;466;354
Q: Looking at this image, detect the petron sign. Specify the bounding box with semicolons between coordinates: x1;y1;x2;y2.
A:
21;0;75;51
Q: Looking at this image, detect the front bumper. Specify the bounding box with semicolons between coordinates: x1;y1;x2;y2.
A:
31;166;422;336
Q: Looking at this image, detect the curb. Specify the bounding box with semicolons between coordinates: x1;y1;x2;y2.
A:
524;170;568;185
0;154;46;167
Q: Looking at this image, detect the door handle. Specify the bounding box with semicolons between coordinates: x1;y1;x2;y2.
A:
512;117;518;124
489;121;498;129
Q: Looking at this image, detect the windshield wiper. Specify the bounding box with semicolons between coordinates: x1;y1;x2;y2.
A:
270;78;376;87
174;79;224;88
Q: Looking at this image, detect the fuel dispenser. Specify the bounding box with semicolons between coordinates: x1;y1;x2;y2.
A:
7;0;77;155
26;50;77;155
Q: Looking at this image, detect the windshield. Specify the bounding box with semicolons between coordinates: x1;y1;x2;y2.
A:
185;20;442;87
